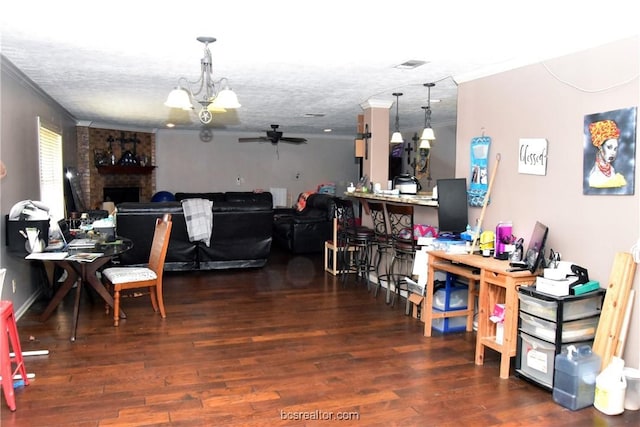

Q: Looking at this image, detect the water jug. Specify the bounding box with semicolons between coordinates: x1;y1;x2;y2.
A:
595;357;627;415
552;345;601;410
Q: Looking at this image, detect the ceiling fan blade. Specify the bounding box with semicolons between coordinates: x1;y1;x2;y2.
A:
280;137;308;144
238;137;268;143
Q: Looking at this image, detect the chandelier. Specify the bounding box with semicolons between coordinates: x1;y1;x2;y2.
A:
164;36;241;125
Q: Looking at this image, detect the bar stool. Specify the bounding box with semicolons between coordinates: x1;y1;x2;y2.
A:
0;300;29;411
386;204;417;312
367;202;393;298
324;216;355;275
334;198;375;288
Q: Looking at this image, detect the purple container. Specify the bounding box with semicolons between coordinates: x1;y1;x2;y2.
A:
495;221;512;258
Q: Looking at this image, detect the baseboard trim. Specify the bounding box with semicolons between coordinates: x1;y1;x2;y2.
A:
14;289;42;321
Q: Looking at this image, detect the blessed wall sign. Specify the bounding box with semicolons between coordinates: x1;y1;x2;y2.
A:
518;138;548;175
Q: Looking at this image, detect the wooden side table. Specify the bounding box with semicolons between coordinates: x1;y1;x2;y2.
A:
475;265;537;378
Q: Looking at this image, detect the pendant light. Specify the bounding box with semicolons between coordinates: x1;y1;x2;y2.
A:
419;106;432;149
390;92;404;144
420;83;436;145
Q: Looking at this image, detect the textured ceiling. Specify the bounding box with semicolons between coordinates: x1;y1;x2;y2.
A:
1;1;638;137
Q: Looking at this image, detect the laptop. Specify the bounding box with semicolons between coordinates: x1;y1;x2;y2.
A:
45;219;96;250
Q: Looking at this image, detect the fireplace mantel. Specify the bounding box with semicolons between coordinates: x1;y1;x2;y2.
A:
97;165;156;175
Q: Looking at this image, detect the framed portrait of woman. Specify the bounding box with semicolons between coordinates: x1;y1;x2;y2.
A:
583;106;637;195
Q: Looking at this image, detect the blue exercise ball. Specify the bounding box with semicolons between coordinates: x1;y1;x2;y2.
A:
151;191;175;202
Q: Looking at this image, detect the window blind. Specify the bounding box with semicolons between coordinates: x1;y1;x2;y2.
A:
38;118;65;222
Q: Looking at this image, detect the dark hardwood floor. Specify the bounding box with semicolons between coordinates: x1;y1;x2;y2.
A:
4;247;639;426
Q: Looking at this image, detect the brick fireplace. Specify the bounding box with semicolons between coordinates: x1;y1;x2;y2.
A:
103;186;140;205
76;126;156;210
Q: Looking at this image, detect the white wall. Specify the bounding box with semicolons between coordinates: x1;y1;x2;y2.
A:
0;58;77;316
456;36;640;367
155;129;360;204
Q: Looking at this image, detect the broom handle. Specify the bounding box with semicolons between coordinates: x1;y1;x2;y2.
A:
470;153;501;254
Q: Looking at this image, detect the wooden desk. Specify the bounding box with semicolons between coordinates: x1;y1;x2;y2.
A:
424;251;537;379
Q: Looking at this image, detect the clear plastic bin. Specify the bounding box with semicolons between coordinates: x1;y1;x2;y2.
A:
433;285;468;311
518;292;602;322
520;333;594;390
519;312;599;343
432;316;466;333
519;332;556;388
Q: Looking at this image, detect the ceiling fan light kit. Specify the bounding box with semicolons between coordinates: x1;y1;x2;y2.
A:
164;36;240;124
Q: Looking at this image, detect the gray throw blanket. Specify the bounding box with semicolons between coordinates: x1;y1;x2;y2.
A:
181;198;213;246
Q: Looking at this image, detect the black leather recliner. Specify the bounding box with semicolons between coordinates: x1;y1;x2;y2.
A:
272;193;335;254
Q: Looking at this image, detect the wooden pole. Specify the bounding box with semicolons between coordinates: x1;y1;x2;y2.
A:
593;252;637;369
615;289;635;358
470;153;501;254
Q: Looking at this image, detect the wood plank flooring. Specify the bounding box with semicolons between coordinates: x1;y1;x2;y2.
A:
4;247;639;426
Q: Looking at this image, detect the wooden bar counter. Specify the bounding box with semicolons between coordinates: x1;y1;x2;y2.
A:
345;191;438;207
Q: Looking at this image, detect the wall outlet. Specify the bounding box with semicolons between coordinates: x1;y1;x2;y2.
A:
236;176;245;185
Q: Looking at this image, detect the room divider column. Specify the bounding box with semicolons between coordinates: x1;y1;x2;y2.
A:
359;99;392;192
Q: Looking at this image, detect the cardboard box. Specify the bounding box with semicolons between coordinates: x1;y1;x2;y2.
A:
408;293;424;319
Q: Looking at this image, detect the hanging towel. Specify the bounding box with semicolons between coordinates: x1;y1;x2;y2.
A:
181;198;213;246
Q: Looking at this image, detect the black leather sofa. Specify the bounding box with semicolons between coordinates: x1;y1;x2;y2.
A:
115;191;274;271
272;193;335;253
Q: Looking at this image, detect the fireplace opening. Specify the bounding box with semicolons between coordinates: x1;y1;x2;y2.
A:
103;187;140;205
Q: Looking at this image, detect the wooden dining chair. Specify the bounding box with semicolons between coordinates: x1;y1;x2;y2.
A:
102;213;172;326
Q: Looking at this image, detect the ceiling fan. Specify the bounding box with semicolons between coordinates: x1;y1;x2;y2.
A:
238;124;307;145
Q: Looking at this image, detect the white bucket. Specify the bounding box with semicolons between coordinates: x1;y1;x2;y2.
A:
594;358;627;415
624;367;640;410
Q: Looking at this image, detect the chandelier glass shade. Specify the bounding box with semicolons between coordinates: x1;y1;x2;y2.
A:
420;83;436;142
390;92;404;144
164;87;193;110
164;36;240;124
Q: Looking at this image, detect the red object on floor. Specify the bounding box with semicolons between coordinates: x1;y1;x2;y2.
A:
0;300;28;411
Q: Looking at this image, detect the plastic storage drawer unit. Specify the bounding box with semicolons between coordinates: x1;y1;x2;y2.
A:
518;292;602;322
